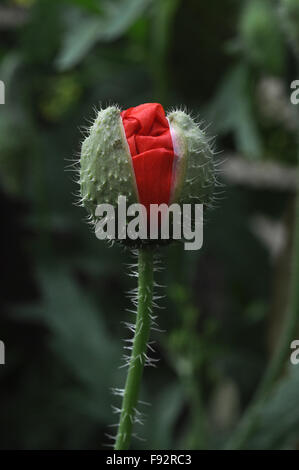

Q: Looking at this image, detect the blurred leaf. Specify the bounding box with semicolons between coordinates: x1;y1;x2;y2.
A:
56;15;100;71
63;0;103;14
279;0;299;58
143;382;185;449
21;0;63;64
0;53;22;93
239;0;286;74
207;64;263;158
56;0;151;70
14;265;121;421
245;366;299;449
149;0;180;101
0;110;34;196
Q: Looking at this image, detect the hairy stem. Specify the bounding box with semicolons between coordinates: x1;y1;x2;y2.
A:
115;247;154;450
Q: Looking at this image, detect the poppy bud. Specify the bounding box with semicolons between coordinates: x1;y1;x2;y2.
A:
80;103;215;246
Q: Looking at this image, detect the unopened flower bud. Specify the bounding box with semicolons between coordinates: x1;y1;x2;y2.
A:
80;103;216;246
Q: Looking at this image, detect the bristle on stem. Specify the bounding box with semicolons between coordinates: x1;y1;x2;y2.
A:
114;247;154;450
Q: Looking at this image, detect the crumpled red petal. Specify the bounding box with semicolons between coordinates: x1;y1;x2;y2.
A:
121;103;174;212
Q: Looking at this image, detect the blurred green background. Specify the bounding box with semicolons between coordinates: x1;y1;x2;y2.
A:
1;0;299;450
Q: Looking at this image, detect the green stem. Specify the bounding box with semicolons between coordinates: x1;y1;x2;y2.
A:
115;247;154;450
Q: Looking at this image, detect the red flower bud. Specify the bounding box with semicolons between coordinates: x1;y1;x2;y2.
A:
80;102;216;246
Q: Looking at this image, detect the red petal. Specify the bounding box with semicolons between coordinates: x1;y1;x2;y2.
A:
121;103;174;211
132;149;174;211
